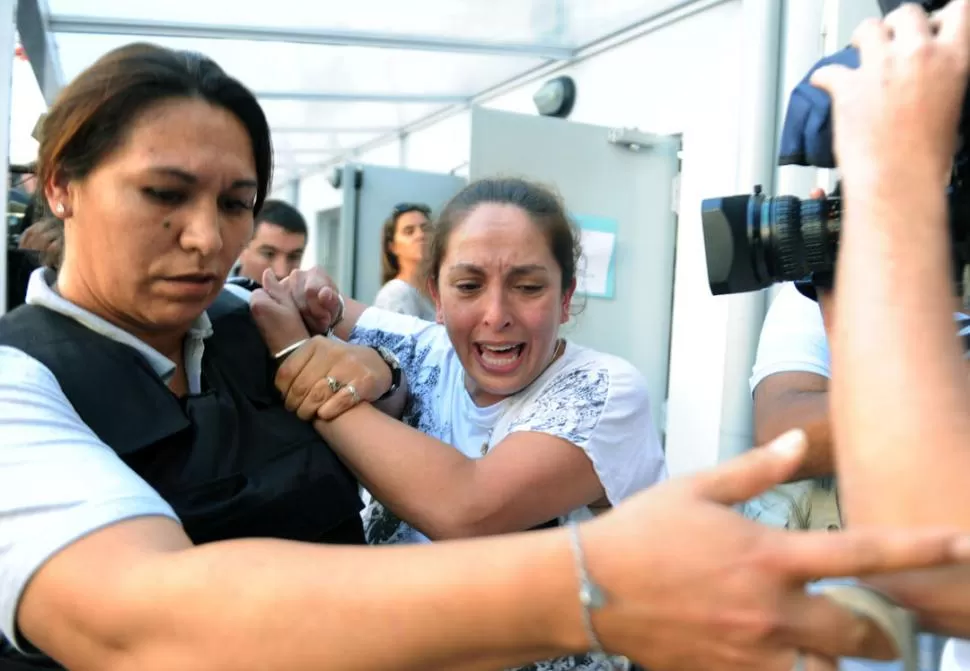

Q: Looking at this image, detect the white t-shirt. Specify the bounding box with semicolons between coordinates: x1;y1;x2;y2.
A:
373;279;437;321
943;640;970;671
751;283;970;391
350;307;666;671
750;283;832;390
0;269;188;651
348;307;668;546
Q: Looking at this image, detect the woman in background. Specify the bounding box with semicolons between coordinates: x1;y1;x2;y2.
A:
374;202;437;319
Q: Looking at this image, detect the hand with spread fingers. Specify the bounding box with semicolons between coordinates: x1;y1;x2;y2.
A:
582;430;970;671
275;336;393;421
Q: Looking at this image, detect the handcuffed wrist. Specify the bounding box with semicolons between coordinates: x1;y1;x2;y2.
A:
326;294;346;336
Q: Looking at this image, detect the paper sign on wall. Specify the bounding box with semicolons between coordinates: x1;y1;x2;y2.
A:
573;214;618;299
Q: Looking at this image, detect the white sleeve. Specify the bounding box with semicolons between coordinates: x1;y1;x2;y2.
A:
942;639;970;671
348;307;453;385
507;355;667;505
750;283;832;393
0;346;178;650
373;282;422;317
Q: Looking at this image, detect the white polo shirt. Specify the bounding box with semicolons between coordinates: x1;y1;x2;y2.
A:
0;269;219;651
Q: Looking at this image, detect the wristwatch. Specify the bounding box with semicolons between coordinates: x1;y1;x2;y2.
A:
371;345;401;401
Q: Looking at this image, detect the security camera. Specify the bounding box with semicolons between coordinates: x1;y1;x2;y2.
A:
533;76;577;119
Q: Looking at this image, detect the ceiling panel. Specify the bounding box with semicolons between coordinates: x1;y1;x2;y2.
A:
51;33;547;98
48;0;573;45
272;131;389;154
258;100;446;132
39;0;688;173
46;0;681;49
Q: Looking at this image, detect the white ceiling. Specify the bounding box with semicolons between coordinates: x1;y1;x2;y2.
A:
42;0;684;183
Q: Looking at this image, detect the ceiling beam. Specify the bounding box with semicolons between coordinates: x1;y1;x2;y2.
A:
270;126;397;133
47;15;574;60
17;0;64;105
273;148;354;153
256;91;467;104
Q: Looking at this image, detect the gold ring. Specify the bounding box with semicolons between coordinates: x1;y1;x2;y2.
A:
344;383;360;404
327;376;342;394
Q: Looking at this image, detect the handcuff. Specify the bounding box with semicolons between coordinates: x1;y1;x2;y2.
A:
324;293;346;337
804;584;918;671
271;294;400;401
272;291;346;363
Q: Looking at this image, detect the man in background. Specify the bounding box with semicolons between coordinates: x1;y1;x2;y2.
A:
234;200;307;284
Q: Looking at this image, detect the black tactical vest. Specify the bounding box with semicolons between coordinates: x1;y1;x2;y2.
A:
0;289;364;668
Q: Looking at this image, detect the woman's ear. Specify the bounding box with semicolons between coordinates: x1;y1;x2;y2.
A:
45;169;74;219
427;277;444;324
560;278;577;325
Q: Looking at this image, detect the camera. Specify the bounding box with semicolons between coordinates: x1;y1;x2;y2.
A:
700;0;970;297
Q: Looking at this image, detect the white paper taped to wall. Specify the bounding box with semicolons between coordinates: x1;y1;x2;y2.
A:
573;214;618;298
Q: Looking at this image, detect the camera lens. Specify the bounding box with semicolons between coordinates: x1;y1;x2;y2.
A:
701;188;841;295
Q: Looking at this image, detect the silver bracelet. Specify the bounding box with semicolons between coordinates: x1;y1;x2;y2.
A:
567;522;611;660
273;338;309;361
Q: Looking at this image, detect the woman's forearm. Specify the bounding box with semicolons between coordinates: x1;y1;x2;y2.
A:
32;522;584;671
313;404;479;538
830;172;970;528
140;533;581;671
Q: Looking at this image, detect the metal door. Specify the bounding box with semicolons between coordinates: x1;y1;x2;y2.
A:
336;164;465;304
470;107;680;436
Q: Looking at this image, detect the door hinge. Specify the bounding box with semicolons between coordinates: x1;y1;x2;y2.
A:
607;127;661;152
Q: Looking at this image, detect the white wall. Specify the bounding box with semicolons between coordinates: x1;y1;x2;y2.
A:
292;0;882;475
405;113;470;176
296;171;342;274
8;58;46;166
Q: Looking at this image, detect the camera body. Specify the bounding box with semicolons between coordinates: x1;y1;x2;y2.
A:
701;0;970;298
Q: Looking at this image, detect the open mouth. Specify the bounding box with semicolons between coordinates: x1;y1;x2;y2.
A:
475;342;525;373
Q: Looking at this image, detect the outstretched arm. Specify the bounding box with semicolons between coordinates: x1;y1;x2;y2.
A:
20;516;584;671
819;0;970;532
813;1;970;636
11;402;968;671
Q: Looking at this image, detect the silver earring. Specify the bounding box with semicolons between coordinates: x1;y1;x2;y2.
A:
55;203;65;215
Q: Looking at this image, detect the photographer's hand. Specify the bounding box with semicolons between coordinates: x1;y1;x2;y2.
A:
812;1;969;190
